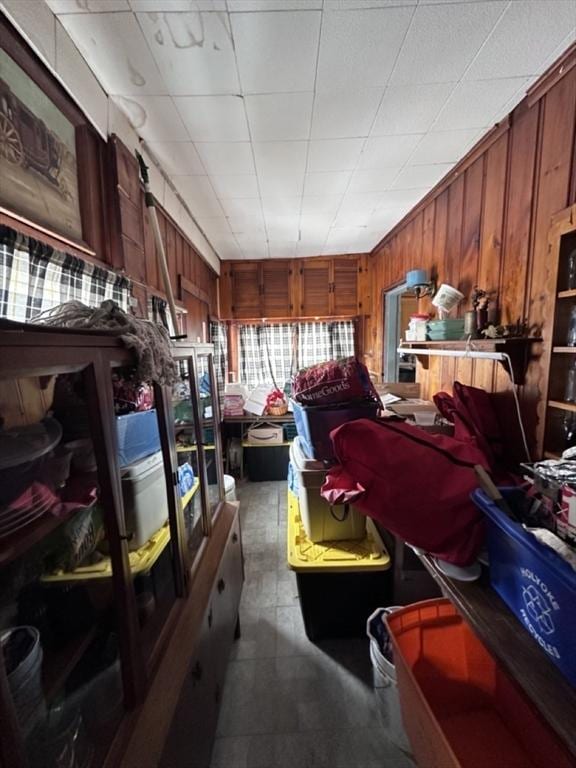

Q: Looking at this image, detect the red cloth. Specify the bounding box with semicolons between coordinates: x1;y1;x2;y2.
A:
321;418;489;566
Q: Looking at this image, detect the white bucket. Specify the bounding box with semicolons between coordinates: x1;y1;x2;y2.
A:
432;283;464;314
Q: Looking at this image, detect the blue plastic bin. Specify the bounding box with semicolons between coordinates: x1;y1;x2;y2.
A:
291;400;379;462
472;488;576;686
116;410;161;467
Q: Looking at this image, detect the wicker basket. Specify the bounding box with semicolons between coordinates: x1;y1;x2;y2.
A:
267;403;288;416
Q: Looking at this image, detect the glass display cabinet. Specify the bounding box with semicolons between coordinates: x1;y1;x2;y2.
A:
0;326;242;768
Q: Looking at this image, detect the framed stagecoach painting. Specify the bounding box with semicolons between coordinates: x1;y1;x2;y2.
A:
0;47;82;241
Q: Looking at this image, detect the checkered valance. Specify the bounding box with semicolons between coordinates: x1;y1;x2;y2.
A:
239;320;355;389
0;225;131;322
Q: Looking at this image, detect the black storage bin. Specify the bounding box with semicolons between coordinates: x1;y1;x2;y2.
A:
245;445;290;481
296;570;392;641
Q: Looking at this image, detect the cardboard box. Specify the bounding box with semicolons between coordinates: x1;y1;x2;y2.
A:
376;382;421;399
246;424;284;445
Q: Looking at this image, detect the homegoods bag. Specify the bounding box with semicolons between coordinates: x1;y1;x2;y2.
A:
292;357;380;407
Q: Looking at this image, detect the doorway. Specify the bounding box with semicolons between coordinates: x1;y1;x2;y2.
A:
383;284;418;382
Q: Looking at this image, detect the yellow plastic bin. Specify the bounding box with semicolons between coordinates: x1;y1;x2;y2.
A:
287;491;391;640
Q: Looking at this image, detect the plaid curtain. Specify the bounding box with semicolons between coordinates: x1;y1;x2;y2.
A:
210;321;228;389
239;323;294;389
0;225;130;322
238;320;355;388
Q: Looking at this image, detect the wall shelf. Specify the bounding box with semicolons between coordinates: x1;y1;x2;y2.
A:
552;346;576;353
398;338;540;384
557;289;576;299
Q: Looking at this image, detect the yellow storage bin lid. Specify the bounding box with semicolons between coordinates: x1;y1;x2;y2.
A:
287;490;390;573
43;481;199;583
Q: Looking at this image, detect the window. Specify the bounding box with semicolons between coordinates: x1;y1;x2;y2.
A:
238;320;355;389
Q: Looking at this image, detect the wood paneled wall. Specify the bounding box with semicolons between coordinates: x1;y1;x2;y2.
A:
364;45;576;458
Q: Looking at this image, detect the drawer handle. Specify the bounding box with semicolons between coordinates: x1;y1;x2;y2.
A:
217;578;226;594
191;661;202;683
232;532;238;544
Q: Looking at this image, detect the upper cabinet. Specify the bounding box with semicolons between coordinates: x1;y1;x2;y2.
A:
220;257;360;320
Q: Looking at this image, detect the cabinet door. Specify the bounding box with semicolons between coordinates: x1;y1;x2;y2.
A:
332;257;359;316
159;610;217;768
300;259;331;316
261;261;292;318
229;263;261;319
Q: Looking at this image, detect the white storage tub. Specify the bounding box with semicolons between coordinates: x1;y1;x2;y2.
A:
290;437;366;543
121;451;168;550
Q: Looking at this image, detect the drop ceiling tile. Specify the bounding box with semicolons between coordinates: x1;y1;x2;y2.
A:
295;242;326;258
298;214;334;238
332;211;374;228
258;174;305;198
245;93;314;142
219;197;263;217
262;199;302;217
359;135;423;169
210;175;260;199
57;12;167;96
174;96;249;141
146;142;205;176
173;176;225;217
377;188;428;211
409;129;480;165
324;1;416;8
393;163;453;190
228;215;266;234
311;89;383;139
113;96;189;141
197;217;233;236
371;83;455;136
354;231;382;252
304;172;352;196
338;192;383;214
390;2;504;85
208;235;243;260
301;196;343;216
136;11;239;96
316;6;413;92
230;10;321;94
253;142;308;178
47;0;129;11
266;217;300;240
195;142;255;175
464;1;576;81
228;1;323;10
433;77;529;132
308;139;365;172
268;241;298;259
348;168;401;193
131;1;226;10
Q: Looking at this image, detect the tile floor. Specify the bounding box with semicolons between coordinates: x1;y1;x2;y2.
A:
210;481;414;768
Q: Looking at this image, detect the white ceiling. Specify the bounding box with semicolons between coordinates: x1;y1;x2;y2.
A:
47;0;576;261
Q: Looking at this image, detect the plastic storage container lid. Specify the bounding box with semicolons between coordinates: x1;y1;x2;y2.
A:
120;450;163;480
287;490;390;573
0;418;62;469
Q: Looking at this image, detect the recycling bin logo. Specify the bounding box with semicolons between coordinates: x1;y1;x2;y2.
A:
522;584;554;635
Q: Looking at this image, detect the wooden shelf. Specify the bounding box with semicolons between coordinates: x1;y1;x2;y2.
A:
548;400;576;412
417;552;576;757
557;289;576;299
553;346;576;353
0;507;76;569
400;337;540;384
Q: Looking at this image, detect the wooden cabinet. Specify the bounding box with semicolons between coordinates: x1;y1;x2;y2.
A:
543;204;576;458
0;329;243;768
220;256;360;319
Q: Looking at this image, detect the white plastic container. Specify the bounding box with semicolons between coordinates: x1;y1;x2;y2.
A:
121;451;168;550
224;474;237;502
290;437;366;543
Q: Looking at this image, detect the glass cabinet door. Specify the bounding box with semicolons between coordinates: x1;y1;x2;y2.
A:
0;370;128;768
108;367;181;665
194;351;225;519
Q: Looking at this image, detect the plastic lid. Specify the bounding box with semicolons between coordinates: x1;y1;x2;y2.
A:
0;418;62;469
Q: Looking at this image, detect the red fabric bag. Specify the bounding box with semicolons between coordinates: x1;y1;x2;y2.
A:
292;357;380;407
321;418;489;566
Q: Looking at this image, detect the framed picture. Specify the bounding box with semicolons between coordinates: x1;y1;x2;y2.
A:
0;48;82;241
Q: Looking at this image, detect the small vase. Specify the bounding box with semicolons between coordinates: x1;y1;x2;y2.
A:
476;308;488;332
463;311;478;338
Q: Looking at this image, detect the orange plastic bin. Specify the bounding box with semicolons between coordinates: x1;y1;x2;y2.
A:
385;599;572;768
